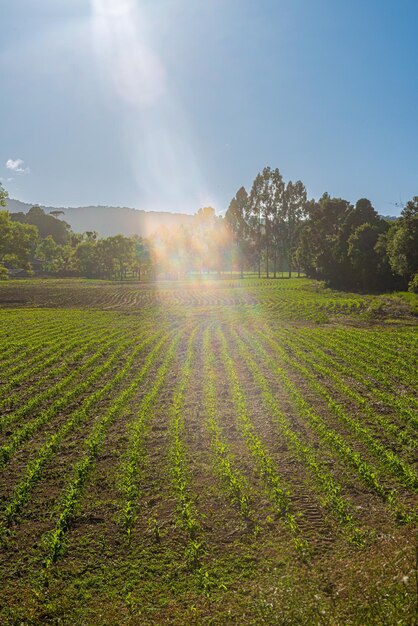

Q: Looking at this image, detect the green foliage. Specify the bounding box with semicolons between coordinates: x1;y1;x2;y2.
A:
11;205;70;245
225;187;253;277
296;195;397;291
121;331;179;537
0;175;416;291
217;326;309;556
0;209;38;270
348;222;390;290
408;271;418;293
0;183;8;206
0;282;416;624
73;239;100;278
203;328;252;520
387;198;418;283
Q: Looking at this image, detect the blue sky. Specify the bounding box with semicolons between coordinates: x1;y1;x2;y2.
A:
1;0;417;215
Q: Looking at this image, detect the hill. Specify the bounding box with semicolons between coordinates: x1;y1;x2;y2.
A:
5;198;195;237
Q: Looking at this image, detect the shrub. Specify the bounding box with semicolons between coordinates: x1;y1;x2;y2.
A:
0;265;8;280
408;271;418;293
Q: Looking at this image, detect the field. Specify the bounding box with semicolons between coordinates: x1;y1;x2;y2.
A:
0;278;417;625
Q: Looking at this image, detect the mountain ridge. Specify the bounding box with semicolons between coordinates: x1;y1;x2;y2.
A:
5;198;195;237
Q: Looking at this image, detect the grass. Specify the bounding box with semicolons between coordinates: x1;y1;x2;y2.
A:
0;278;417;625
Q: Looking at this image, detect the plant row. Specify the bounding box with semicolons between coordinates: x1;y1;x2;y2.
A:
43;328;175;566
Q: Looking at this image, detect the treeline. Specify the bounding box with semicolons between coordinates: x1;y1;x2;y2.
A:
225;167;417;292
0;196;226;281
1;173;417;292
0;201;152;281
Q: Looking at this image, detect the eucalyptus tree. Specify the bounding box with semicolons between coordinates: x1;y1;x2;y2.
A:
283;180;307;277
225;186;250;277
249;167;285;278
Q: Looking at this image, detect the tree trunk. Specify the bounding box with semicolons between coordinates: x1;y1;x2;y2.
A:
258;210;261;279
266;242;269;278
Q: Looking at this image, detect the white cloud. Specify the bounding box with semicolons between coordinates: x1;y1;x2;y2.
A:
6;158;30;174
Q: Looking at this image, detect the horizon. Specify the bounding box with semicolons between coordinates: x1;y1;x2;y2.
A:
4;194;400;219
5;196;197;216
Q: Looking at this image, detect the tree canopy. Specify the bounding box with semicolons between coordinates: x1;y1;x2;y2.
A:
11;205;71;245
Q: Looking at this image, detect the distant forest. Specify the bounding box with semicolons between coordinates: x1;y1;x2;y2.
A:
1;168;417;293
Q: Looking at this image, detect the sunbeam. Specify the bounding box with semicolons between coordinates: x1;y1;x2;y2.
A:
90;0;215;213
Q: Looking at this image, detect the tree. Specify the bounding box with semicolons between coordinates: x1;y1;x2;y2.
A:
0;211;12;262
348;223;386;291
225;187;250;277
0;210;38;271
0;183;8;207
249;167;285;278
97;235;135;280
283;180;307;277
296;194;351;285
73;240;100;278
294;193;399;291
386;197;418;284
11;205;71;245
36;235;61;273
132;237;151;280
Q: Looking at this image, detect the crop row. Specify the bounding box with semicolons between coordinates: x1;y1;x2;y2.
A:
278;329;418;444
202;327;252;520
329;328;418;384
251;324;417;491
0;319;118;411
226;324;361;541
43;328;175;566
0;324;142;463
2;328;167;527
0;309;74;346
166;328;206;573
216;326;309;556
301;326;418;396
121;329;184;537
238;326;412;522
0;316;95;382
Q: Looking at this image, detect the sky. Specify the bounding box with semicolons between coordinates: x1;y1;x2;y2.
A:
1;0;417;216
